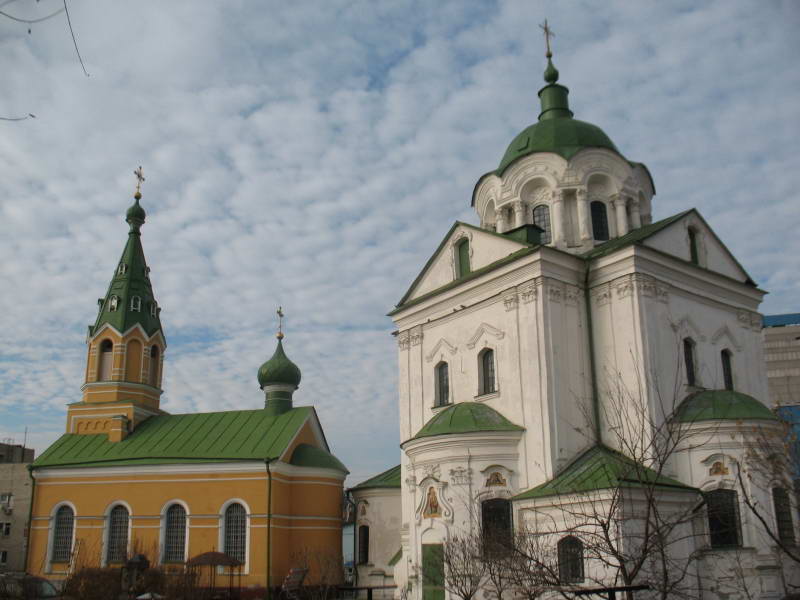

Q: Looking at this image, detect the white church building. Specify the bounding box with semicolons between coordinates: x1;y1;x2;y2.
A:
351;48;798;600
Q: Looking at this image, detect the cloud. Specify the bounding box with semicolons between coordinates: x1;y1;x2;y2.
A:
0;0;797;483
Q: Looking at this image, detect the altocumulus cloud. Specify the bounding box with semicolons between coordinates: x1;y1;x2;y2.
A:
0;0;798;482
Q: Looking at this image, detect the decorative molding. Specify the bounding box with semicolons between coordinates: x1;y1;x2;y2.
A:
425;338;458;363
449;467;472;486
410;326;424;347
421;464;441;481
503;292;519;312
547;283;563;304
397;331;411;351
466;323;505;349
564;284;580;306
414;477;454;523
592;284;612;306
710;325;742;352
670;315;707;342
519;283;538;304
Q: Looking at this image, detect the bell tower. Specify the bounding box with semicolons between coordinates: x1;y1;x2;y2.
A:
67;168;167;440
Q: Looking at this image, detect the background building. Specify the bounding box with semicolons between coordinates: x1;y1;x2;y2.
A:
764;314;800;408
0;442;35;573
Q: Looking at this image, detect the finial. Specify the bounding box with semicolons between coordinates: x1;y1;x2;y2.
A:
133;166;145;200
539;20;559;84
276;306;284;340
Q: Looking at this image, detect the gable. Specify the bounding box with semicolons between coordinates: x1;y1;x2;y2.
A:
642;211;752;283
400;222;529;305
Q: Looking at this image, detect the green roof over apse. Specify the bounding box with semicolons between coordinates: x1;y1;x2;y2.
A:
411;402;524;441
290;443;348;473
89;197;163;338
674;390;777;423
514;444;697;501
350;464;401;490
31;407;314;469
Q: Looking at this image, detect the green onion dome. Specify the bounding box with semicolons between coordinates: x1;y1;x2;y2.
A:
126;198;146;231
257;338;301;389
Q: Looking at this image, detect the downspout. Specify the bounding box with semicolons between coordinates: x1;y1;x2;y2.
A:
265;458;274;600
23;465;36;572
584;262;602;444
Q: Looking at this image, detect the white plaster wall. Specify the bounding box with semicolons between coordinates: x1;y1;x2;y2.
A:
352;487;402;595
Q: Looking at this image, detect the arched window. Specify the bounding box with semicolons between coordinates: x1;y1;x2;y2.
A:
223;503;247;564
117;263;128;275
358;525;369;565
479;349;496;395
688;228;699;265
532;205;552;245
434;362;449;407
773;488;795;546
455;239;470;278
106;505;129;564
149;346;160;387
130;296;142;312
98;340;113;381
590;201;609;241
109;295;119;311
721;350;734;391
705;489;741;548
557;536;584;583
51;505;74;562
683;338;697;387
481;499;511;556
163;504;187;563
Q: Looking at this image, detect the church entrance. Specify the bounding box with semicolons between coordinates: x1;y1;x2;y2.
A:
421;543;444;600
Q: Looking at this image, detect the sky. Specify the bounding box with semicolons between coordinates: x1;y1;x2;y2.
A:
1;0;798;484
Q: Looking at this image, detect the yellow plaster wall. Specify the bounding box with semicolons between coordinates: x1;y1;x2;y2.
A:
28;465;344;588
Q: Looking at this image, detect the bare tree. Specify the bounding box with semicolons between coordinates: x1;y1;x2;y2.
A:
437;535;487;600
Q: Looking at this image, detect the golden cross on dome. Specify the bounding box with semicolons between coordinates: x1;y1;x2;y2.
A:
539;19;555;58
133;166;145;200
277;306;285;340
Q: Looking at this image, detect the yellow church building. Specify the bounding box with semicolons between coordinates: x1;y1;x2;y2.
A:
25;184;348;588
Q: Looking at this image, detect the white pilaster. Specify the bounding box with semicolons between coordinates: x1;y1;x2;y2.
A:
512;201;525;229
614;195;629;237
551;189;565;246
630;197;642;229
576;187;591;241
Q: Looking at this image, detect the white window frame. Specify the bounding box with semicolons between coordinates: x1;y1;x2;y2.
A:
159;500;190;565
218;498;251;574
46;501;77;573
101;501;132;567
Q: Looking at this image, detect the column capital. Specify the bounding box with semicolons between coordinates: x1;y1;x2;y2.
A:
551;188;565;203
575;186;588;199
611;193;627;207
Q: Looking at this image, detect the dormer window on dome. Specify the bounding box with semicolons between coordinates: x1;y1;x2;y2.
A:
150;302;157;317
130;296;141;312
117;263;128;275
109;296;119;312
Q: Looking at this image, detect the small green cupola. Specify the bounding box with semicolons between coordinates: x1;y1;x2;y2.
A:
258;315;302;416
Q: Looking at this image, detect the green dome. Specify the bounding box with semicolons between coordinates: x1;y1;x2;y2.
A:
497;118;619;174
413;402;524;440
674;390;777;423
257;338;301;389
126;198;146;225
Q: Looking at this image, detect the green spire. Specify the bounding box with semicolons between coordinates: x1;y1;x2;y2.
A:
88;190;162;339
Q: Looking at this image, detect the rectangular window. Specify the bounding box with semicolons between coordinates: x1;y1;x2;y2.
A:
2;522;10;536
0;550;6;564
705;489;741;548
357;525;369;565
773;488;796;546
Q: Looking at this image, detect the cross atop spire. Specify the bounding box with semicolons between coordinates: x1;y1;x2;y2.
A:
277;306;285;340
134;166;145;200
539;19;555;58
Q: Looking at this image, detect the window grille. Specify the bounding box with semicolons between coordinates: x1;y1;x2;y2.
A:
435;363;449;407
590;201;609;241
683;338;696;387
532;205;552;244
106;505;129;563
705;489;741;548
223;503;247;564
558;536;584;583
52;506;74;562
481;350;496;395
721;350;734;391
773;488;795;546
481;499;511;557
358;525;369;565
163;504;187;562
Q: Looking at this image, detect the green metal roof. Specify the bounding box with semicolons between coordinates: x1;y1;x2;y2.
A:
411;402;524;441
387;548;402;567
674;390;777;423
351;464;401;490
258;338;302;389
497;117;619;175
513;444;697;501
89;199;163;338
289;443;348;473
582;210;691;260
32;407;314;469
